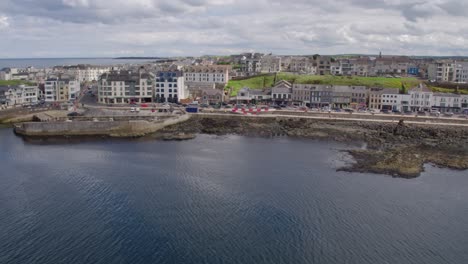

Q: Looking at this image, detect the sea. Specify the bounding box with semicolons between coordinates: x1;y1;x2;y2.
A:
0;128;467;264
0;58;154;69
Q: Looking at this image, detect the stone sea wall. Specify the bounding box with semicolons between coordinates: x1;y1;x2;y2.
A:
15;114;190;137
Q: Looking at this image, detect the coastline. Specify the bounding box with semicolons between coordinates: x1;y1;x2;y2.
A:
6;113;468;178
155;115;468;178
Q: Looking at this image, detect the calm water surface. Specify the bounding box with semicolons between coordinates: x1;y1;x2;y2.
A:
0;128;467;264
0;58;153;69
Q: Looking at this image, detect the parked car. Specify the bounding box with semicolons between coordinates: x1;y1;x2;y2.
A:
392;110;401;114
417;111;427;116
271;105;281;109
67;112;83;117
344;108;354;113
404;111;413;115
443;112;454;117
381;109;390;114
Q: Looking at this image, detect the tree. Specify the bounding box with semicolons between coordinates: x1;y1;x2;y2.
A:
400;83;407;94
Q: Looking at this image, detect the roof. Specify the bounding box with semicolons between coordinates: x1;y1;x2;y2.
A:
273;80;292;88
101;71;152;81
272;87;292;93
202;88;223;95
0;86;11;93
433;93;461;98
184;65;230;73
370;87;399;95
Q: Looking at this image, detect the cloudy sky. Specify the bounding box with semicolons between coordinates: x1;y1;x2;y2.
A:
0;0;467;58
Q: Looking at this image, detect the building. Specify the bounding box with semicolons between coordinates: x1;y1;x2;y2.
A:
260;55;282;73
453;62;468;83
0;85;39;107
432;93;463;113
200;89;224;105
428;61;454;82
271;80;292;105
330;62;342;75
371;57;410;76
349;86;368;109
381;90;410;112
309;85;333;108
291;84;312;105
234;87;271;103
240;53;263;75
44;78;80;102
409;84;433;111
98;71;154;104
369;88;385;110
288;57;316;74
154;70;187;103
184;65;230;85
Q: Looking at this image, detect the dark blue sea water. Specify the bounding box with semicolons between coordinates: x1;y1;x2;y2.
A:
0;58;153;69
0;128;467;264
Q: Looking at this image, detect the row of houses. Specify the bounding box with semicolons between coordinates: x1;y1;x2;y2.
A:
233;82;468;113
230;53;468;83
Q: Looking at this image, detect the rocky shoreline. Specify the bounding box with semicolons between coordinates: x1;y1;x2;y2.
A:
156;115;468;178
5;111;468;178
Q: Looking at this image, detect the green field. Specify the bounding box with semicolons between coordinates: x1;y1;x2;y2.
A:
429;86;468;95
226;74;422;96
0;80;35;86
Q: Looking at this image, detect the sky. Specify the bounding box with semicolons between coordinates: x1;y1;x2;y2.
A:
0;0;467;58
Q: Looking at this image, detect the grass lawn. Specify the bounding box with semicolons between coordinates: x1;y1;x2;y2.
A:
226;73;422;96
0;80;35;86
430;86;468;95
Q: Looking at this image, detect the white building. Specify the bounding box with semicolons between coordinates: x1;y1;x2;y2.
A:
409;84;433;111
432;93;463;113
271;80;293;104
184;65;230;85
453;62;468;83
381;91;411;112
58;65;111;83
98;71;154;104
79;67;111;82
154;70;188;103
0;85;39;106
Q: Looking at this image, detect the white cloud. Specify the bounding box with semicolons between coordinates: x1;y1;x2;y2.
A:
0;0;467;57
0;15;9;29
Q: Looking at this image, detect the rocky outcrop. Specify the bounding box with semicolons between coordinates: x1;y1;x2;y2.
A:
159;115;468;178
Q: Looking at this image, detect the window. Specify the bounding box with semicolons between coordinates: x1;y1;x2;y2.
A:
169;89;172;93
174;89;177;93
